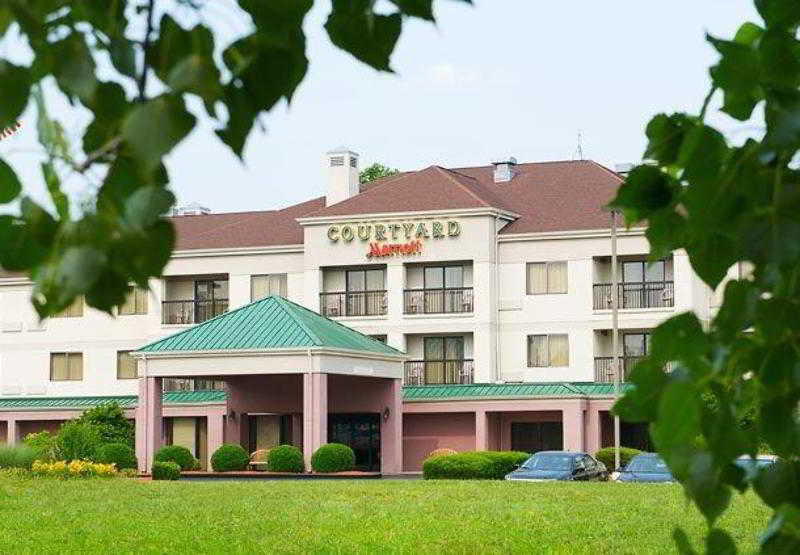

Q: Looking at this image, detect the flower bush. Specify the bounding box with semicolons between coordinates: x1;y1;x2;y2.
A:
428;448;457;458
311;443;355;473
151;461;181;481
266;445;304;473
31;459;117;478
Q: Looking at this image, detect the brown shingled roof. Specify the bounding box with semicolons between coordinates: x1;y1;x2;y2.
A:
170;159;622;250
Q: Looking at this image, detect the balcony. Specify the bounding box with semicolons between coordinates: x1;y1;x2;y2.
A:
593;281;674;310
594;356;675;382
404;359;474;386
319;291;387;318
403;288;474;315
162;299;229;325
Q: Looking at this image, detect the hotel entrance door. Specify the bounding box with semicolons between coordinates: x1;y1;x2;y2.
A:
328;414;381;471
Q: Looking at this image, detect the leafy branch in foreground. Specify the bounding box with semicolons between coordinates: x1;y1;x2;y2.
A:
611;1;800;552
0;0;470;318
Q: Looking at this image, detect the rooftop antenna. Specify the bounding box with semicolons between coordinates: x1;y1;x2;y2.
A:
573;131;584;160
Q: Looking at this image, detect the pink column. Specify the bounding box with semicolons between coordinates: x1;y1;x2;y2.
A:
135;376;163;473
303;373;327;470
207;413;225;468
5;418;18;445
562;401;585;452
585;406;602;455
475;410;488;451
380;378;403;474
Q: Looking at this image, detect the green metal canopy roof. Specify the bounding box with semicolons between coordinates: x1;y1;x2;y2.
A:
138;295;402;356
0;390;226;411
403;382;631;401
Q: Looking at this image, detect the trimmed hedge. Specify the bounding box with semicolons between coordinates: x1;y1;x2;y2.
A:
311;443;355;473
154;445;195;471
267;445;305;473
152;461;181;481
422;451;530;480
96;443;138;470
211;444;249;472
594;447;643;470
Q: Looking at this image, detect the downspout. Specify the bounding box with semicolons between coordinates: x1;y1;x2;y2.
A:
494;216;501;383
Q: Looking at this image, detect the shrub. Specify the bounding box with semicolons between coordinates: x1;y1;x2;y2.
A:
23;431;57;461
311;443;355;473
211;444;249;472
77;402;135;447
428;448;457;458
0;445;37;470
267;444;304;473
151;461;180;481
153;445;195;471
422;451;530;480
594;447;643;470
31;460;117;478
54;421;102;462
96;443;138;470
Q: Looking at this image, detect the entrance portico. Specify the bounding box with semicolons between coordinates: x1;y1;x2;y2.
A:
135;296;405;473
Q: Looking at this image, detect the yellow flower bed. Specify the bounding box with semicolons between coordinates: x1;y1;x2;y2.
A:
31;459;118;478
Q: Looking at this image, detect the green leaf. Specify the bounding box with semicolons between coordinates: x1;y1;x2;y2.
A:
121;95;196;171
167;54;222;107
609;165;679;223
755;0;800;29
678;124;729;190
41;162;69;220
733;22;764;46
109;37;137;78
754;460;800;510
325;0;402;72
82;81;128;153
52;33;98;102
707;34;764;120
759;29;800;89
673;528;697;555
706;528;737;555
0;60;31;128
123;187;175;231
644;113;695;166
390;0;436;20
761;504;800;553
0;158;22;203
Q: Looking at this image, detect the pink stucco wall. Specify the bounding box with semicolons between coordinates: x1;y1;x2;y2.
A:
0;421;6;444
403;412;476;471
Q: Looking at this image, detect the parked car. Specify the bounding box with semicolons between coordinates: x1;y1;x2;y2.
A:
614;453;674;483
734;455;777;479
505;451;608;482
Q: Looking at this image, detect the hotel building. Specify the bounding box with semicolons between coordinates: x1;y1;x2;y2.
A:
0;149;725;472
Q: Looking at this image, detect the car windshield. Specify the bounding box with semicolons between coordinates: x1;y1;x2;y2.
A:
521;454;573;471
625;456;670;473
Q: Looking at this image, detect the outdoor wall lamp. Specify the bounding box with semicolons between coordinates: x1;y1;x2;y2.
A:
383;407;390;422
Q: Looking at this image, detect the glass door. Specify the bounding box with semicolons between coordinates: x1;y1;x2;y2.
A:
328;414;381;471
424;336;464;384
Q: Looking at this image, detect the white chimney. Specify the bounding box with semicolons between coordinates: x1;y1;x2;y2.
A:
491;157;517;183
325;147;359;206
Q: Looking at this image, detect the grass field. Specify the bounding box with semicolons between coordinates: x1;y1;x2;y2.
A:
0;475;768;554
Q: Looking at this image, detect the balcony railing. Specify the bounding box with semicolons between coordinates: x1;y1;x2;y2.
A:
403;288;474;315
163;378;225;392
404;359;474;386
162;299;229;325
594;356;675;382
593;281;674;310
319;291;387;317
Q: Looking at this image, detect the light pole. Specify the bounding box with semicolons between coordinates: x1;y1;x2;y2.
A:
611;209;621;471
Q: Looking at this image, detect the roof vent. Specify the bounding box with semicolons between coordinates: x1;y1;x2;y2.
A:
172;202;211;216
491;157;517;183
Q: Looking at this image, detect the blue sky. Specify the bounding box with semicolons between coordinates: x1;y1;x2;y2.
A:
1;0;760;214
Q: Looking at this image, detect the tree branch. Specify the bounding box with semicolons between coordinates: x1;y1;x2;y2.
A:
137;0;156;102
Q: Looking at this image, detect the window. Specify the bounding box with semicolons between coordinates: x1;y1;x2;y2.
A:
119;287;148;315
346;268;385;291
623;332;651;357
53;296;84;318
527;334;569;367
424;265;463;289
622;260;665;283
50;352;83;381
251;274;287;301
527;262;568;294
117;351;138;379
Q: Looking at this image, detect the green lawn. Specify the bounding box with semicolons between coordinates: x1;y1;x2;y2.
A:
0;475;768;554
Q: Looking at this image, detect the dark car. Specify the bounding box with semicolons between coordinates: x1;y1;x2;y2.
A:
615;453;674;483
505;451;608;482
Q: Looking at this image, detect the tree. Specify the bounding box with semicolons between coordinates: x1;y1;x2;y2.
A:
0;0;470;319
360;162;399;184
77;402;135;447
611;1;800;552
